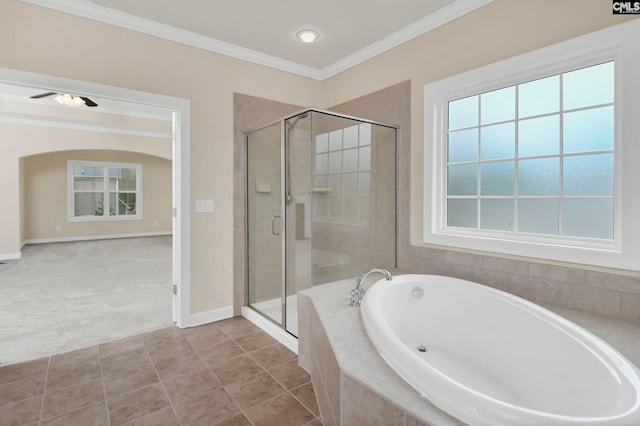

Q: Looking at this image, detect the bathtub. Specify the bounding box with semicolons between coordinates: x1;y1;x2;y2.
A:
360;274;640;425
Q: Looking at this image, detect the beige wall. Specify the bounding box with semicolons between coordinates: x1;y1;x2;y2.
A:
23;150;172;241
2;0;635;318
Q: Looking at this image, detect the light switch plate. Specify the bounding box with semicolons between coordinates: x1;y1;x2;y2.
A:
195;199;214;213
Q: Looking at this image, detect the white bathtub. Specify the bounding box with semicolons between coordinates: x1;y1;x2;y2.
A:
361;274;640;425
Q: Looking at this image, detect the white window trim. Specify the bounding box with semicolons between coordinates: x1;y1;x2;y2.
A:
424;20;640;271
67;160;143;222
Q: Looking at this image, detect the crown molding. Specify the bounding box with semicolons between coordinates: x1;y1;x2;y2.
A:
21;0;493;81
319;0;494;79
0;110;172;138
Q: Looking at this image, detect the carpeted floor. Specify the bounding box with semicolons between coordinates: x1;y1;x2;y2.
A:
0;236;173;366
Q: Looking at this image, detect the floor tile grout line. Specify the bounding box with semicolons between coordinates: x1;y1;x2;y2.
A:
180;326;258;426
37;356;52;425
287;380;319;417
229;344;316;424
97;344;112;426
141;336;184;426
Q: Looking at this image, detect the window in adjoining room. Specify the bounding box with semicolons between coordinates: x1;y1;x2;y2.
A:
67;160;142;221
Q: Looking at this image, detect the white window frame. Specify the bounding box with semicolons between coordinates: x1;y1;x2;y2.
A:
424;21;640;271
67;160;143;222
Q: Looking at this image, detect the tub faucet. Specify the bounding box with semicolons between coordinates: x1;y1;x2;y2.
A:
349;268;392;307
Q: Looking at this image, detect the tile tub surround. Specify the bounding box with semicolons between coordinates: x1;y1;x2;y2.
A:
0;317;321;426
298;278;640;426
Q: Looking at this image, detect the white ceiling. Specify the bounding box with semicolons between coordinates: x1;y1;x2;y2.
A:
21;0;493;80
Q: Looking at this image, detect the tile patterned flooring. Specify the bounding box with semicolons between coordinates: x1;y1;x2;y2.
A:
0;317;321;426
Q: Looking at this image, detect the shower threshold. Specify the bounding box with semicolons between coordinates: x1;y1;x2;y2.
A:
242;294;299;354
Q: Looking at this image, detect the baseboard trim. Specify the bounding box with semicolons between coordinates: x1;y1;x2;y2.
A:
0;252;22;261
242;306;298;354
22;231;172;245
187;305;234;328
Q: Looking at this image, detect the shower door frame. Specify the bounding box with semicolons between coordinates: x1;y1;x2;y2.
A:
244;108;399;336
244;119;288;331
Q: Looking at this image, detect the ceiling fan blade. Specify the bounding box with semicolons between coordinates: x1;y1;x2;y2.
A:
30;92;57;99
80;97;98;107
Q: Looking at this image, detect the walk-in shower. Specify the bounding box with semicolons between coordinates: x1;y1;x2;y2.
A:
245;109;397;337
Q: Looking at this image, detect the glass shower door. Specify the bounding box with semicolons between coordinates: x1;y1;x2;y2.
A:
284;113;313;336
246;121;284;326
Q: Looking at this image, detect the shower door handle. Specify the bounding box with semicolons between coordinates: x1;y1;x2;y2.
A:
271;214;283;236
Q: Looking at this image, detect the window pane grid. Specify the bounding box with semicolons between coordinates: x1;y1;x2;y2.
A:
445;61;614;240
313;124;372;224
69;161;141;220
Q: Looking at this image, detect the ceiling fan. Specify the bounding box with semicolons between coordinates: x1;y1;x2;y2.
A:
30;91;98;107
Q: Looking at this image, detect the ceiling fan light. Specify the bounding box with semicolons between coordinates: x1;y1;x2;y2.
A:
72;96;86;107
297;29;319;43
53;93;86;107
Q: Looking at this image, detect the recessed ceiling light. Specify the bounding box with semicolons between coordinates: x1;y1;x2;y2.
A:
296;29;319;43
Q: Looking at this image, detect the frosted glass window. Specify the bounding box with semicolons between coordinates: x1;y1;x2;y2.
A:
481;86;515;124
359;123;372;146
448;164;477;195
563;199;613;239
481;161;514;196
448;199;477;228
343;148;358;173
328;197;342;217
358;198;370;219
518;115;560;157
343;125;359;149
315;133;328;153
314;197;328;216
314;176;328;189
328;175;343;195
448;129;478;163
518;75;560;118
518;158;559;196
343;198;358;218
359;172;370;196
312;122;386;225
563;62;614;110
315;153;328;175
343;174;358;197
449;95;478;130
518;199;559;235
359;146;371;171
480;199;514;231
563;154;613;196
444;61;615;241
328;151;342;174
329;130;342;151
480;123;515;160
563;106;614;153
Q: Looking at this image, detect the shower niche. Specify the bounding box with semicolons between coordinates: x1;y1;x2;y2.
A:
245;109;397;337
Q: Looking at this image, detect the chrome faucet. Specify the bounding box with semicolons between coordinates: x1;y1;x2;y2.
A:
349;268;392;307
